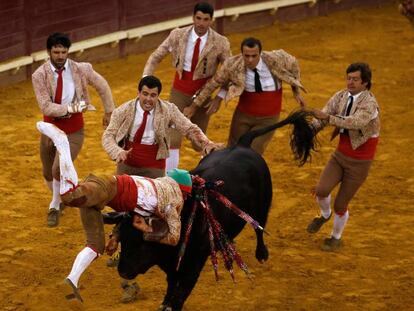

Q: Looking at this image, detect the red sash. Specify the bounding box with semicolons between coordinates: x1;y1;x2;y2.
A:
337;134;379;160
237;89;283;116
43;113;84;134
124;141;166;169
172;71;210;96
107;175;137;212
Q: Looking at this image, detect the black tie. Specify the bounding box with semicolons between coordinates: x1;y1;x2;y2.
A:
343;96;353;135
345;96;354;116
253;68;263;93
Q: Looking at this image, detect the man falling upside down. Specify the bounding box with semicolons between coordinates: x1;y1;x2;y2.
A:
36;121;193;302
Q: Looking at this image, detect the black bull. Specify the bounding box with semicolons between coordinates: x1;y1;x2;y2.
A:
105;110;316;311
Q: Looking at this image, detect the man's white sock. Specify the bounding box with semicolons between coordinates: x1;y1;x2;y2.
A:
58;147;78;195
36;121;78;194
316;195;332;219
67;247;99;288
331;210;349;239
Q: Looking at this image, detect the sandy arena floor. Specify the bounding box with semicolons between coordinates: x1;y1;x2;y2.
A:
0;3;413;311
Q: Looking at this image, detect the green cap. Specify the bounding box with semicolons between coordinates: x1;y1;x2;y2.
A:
167;168;192;193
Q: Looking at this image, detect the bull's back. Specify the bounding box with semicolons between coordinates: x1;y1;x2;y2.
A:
193;146;268;177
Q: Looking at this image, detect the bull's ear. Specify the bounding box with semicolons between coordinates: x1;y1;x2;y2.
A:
102;212;126;224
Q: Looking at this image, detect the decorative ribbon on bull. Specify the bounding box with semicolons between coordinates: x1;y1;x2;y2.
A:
176;175;267;281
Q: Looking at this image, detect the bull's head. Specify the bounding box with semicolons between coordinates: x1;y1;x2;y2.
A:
109;214;175;280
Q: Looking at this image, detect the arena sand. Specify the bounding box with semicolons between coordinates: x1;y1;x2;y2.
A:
0;3;413;311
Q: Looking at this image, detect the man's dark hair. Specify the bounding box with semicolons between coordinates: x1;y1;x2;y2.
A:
346;62;372;90
138;75;162;94
194;2;214;18
46;32;71;50
241;37;262;53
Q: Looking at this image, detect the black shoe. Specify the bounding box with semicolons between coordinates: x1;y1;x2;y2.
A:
64;278;83;303
321;237;341;252
47;208;60;227
306;214;331;233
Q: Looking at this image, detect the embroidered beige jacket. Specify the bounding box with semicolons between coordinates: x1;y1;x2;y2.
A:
312;89;380;149
102;98;216;160
32;59;115;117
150;176;184;245
193;49;306;107
143;25;231;80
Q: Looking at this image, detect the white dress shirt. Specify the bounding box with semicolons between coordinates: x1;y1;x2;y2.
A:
128;100;156;145
344;91;362;114
245;58;280;92
131;176;158;216
183;27;208;72
50;61;75;105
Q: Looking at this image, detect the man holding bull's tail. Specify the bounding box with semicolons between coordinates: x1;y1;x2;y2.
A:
36;121;193;302
307;62;380;251
185;37;306;155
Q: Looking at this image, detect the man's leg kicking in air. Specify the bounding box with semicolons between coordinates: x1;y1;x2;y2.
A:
36;121;100;302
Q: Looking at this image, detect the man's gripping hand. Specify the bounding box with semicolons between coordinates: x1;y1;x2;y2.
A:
67;100;87;114
203;142;225;156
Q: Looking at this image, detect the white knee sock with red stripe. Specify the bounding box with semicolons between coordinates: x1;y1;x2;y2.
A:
331;210;349;239
36;121;79;194
67;247;99;288
316;195;332;219
58;147;78;195
166;149;179;172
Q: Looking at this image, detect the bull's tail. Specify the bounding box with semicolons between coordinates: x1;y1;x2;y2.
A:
236;110;318;166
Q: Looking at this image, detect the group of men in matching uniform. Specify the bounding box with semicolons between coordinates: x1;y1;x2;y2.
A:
32;0;385;304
